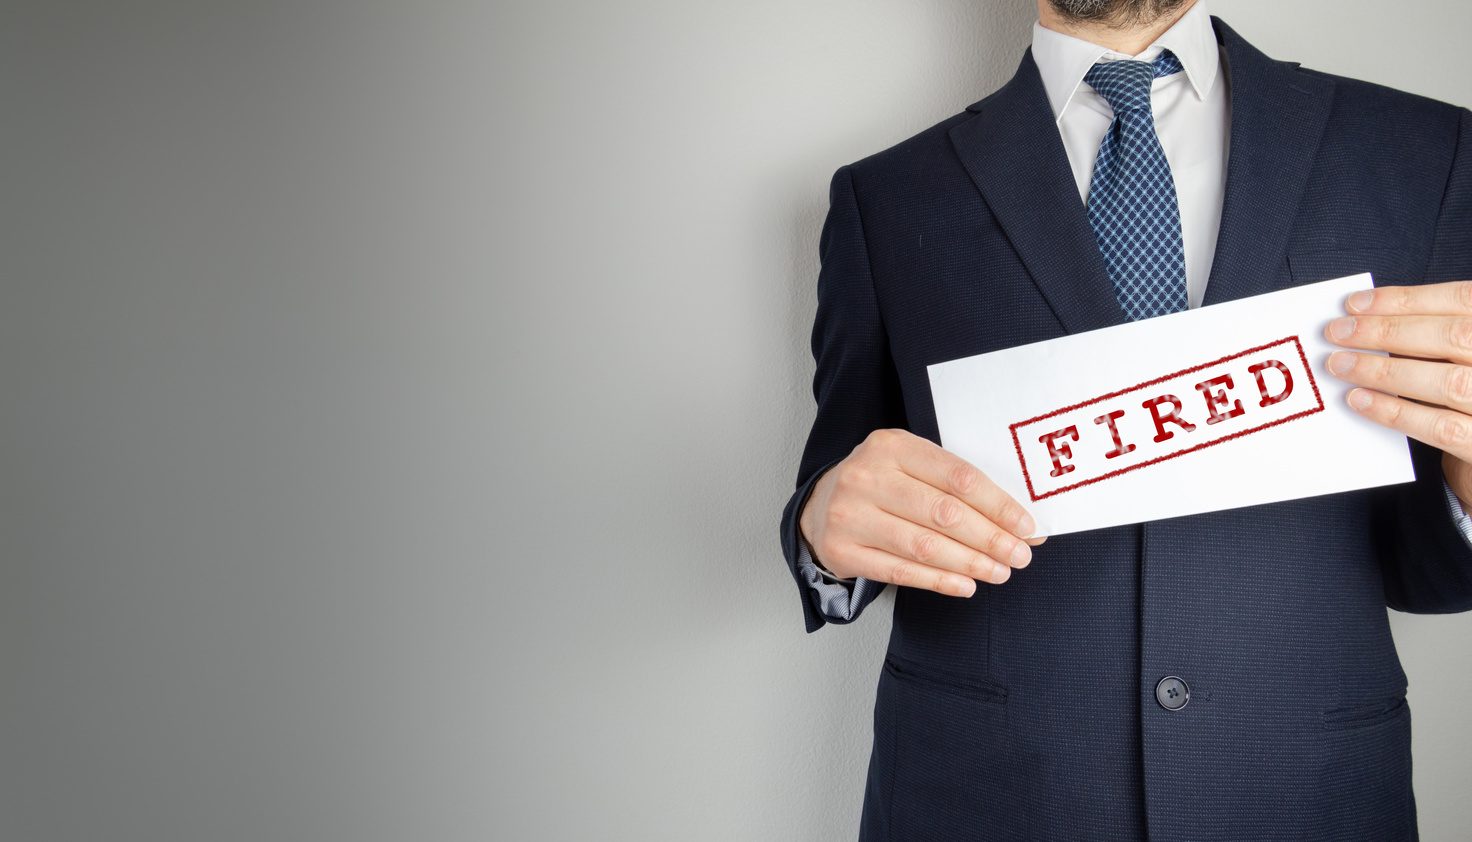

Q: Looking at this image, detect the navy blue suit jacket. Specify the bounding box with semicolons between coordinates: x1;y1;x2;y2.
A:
780;17;1472;841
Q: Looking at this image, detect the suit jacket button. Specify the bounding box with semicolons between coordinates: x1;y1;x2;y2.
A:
1156;675;1190;711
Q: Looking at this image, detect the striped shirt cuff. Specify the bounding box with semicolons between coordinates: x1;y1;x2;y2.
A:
795;535;881;623
1444;477;1472;546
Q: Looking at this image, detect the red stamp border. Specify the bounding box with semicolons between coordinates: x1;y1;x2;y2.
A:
1008;336;1325;502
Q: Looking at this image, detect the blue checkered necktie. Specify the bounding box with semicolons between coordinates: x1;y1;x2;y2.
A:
1084;50;1187;321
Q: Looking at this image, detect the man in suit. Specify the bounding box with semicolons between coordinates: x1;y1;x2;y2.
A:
779;0;1472;838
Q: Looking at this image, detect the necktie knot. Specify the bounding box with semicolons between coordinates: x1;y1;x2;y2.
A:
1084;50;1183;115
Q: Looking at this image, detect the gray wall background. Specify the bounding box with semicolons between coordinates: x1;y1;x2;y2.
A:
3;1;1470;840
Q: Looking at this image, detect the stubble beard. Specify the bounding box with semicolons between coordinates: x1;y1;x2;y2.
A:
1045;0;1191;28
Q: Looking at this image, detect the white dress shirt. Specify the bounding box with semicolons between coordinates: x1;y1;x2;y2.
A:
797;0;1472;619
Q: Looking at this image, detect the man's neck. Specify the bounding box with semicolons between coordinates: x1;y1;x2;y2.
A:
1036;0;1197;56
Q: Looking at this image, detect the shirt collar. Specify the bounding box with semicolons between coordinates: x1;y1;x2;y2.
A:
1030;0;1220;123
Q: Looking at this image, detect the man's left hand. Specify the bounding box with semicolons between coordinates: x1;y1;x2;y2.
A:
1324;280;1472;510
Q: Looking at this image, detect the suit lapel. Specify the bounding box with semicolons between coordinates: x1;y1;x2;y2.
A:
1201;17;1335;306
948;49;1128;336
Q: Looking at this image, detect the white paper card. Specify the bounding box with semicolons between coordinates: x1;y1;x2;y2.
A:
926;274;1415;536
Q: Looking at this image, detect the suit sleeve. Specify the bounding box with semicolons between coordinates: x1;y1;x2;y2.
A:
779;165;907;633
1380;107;1472;613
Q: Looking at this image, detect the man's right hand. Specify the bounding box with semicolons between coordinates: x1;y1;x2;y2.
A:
798;428;1044;598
